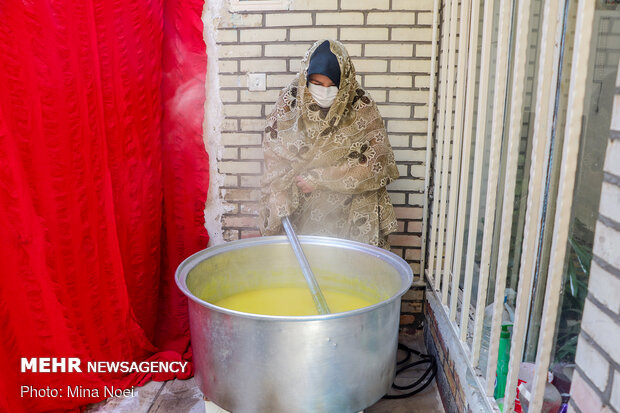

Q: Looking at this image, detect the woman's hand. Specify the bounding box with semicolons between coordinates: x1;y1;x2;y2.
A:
295;175;314;194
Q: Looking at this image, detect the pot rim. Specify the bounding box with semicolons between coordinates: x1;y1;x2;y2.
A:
175;235;413;321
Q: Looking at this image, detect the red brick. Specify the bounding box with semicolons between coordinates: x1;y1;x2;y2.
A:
401;301;423;313
388;234;421;247
223;229;239;241
240;202;260;215
407;221;422;232
222;202;239;214
399;314;415;325
223;188;261;202
403;288;424;301
394;206;423;219
222;215;258;228
390;247;403;257
405;248;421;260
445;364;457;392
240;230;261;239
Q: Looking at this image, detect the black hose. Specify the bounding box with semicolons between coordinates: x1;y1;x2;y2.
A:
383;343;438;399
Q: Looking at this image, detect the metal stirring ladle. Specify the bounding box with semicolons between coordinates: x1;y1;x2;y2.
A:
281;216;331;315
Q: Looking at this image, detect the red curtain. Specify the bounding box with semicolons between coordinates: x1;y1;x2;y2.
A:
0;0;208;411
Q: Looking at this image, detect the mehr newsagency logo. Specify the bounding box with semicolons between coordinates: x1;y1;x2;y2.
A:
20;357;188;399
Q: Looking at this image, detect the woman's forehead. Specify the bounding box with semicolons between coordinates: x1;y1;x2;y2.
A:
309;73;334;83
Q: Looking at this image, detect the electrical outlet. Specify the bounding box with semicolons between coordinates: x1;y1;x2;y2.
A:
248;73;266;92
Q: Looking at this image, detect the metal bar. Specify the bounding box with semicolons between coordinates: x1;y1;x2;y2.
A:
451;0;482;339
422;0;442;285
428;0;452;291
473;0;513;365
446;0;472;321
501;0;567;409
484;0;535;394
436;0;460;305
528;0;595;410
281;217;330;314
451;0;481;328
451;0;481;329
465;0;512;348
464;0;497;351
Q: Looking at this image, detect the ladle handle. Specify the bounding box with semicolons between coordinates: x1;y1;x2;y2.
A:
281;216;331;315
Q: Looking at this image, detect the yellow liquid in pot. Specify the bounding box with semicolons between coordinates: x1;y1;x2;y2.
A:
213;286;378;316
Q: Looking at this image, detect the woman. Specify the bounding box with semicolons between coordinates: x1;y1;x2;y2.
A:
259;39;399;249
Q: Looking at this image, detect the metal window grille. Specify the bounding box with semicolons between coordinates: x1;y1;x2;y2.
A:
423;0;596;411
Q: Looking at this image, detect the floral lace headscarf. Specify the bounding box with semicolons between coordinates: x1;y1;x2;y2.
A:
259;40;399;248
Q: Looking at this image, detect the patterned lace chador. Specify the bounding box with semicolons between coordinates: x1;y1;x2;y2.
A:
259;40;399;248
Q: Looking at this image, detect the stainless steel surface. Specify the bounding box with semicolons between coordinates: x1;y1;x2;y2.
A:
280;217;330;314
176;236;413;413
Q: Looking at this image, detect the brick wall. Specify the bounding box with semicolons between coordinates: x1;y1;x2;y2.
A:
424;286;493;413
425;294;467;413
206;0;433;281
568;62;620;413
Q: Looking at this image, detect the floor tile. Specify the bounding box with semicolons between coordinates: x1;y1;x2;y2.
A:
149;378;205;413
84;380;164;413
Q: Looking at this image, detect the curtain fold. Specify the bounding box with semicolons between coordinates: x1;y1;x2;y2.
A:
0;1;208;411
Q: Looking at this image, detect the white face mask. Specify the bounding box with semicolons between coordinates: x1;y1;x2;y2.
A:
308;83;338;108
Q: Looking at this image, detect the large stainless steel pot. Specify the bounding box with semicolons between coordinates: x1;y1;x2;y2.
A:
176;236;413;413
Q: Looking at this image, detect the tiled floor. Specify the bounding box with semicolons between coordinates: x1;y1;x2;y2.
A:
85;379;205;413
85;333;444;413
